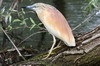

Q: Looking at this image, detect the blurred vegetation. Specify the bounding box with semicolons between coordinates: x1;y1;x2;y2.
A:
84;0;100;14
0;0;41;50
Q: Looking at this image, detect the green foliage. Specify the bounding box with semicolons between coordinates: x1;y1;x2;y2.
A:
0;7;37;31
29;17;36;30
0;7;5;14
84;0;100;14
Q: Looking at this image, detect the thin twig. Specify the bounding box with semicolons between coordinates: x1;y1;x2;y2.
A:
72;12;95;31
0;0;3;7
0;26;26;60
9;0;18;10
18;31;46;46
82;33;100;44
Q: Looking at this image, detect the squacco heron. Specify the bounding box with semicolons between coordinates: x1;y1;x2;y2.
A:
23;3;76;59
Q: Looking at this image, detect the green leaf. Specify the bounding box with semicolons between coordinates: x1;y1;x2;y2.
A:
5;15;8;23
29;17;36;24
29;17;36;30
22;8;25;14
1;7;5;14
8;15;12;23
13;19;21;22
30;24;36;30
7;25;13;30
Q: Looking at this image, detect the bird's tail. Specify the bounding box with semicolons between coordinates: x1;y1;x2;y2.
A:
64;33;76;47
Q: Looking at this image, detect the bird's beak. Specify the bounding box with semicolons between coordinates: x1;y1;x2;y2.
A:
22;5;33;9
22;5;36;13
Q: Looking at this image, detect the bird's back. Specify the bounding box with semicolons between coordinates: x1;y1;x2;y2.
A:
35;3;75;46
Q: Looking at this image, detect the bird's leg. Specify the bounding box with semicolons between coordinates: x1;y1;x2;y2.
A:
44;35;56;59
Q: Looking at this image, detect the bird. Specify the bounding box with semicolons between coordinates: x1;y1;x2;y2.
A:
23;3;76;59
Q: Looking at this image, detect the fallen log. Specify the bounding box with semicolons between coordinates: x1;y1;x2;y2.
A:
12;26;100;66
49;25;100;66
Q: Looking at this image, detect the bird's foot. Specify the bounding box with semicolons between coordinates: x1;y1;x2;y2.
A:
42;52;52;60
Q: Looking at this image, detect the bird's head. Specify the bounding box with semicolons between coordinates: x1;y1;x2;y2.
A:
22;3;53;13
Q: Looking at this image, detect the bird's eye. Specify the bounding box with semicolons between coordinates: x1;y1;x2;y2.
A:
33;6;38;8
